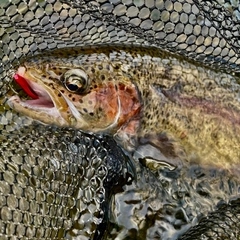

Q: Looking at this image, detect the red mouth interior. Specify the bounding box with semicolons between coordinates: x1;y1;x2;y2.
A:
14;74;39;99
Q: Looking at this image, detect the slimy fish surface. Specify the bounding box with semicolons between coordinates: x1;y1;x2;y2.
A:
7;45;240;172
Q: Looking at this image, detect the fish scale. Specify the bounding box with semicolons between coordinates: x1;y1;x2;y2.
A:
1;0;240;239
7;45;240;173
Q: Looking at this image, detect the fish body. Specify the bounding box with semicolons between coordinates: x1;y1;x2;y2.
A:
7;45;240;171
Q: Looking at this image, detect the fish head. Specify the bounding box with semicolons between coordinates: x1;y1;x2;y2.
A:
8;49;141;133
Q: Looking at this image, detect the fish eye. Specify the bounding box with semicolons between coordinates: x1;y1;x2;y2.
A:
62;69;89;93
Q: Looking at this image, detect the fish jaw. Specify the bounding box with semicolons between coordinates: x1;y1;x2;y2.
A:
8;95;69;126
7;67;85;128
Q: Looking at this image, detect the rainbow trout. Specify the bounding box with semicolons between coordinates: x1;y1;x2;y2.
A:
7;45;240;172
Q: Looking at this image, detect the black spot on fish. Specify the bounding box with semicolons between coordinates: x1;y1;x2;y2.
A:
89;112;94;116
58;93;61;97
83;108;88;113
72;97;75;101
98;65;103;70
68;94;72;97
88;100;92;104
79;99;83;103
101;75;105;80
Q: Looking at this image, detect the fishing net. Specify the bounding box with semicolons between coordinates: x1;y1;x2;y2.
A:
0;108;132;240
179;198;240;239
0;0;240;239
2;0;240;97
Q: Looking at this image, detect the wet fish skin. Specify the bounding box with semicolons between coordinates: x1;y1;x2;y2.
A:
7;45;240;171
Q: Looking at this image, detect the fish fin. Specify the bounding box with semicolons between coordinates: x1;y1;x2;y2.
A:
150;83;183;103
139;132;179;158
114;119;140;152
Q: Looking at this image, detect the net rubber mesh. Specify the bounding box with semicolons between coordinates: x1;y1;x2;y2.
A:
0;107;132;240
0;0;240;239
1;0;240;98
179;198;240;239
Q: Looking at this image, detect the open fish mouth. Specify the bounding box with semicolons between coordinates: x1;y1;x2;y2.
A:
7;67;87;128
12;70;55;109
7;66;67;125
14;74;55;108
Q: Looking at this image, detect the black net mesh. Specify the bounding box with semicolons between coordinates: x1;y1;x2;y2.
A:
2;0;240;98
179;198;240;239
0;107;132;239
0;0;240;239
61;0;240;71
